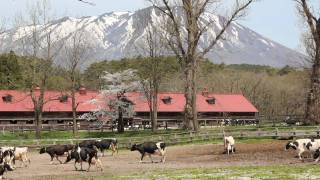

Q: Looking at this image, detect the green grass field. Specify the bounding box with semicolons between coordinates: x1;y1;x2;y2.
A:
107;165;319;180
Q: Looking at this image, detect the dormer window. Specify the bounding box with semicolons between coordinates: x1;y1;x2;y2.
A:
162;96;172;104
2;94;13;103
206;97;215;105
59;95;69;103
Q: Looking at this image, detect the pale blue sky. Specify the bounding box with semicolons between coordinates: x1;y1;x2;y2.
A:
0;0;319;51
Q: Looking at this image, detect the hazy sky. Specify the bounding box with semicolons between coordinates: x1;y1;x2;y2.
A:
0;0;319;51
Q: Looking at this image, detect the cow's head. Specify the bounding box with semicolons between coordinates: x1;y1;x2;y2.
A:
314;149;320;159
39;147;46;154
306;142;313;150
130;144;137;151
285;141;298;150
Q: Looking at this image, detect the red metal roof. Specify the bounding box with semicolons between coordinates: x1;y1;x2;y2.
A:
0;90;258;113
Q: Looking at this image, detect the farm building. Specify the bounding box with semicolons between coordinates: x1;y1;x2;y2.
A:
0;88;258;128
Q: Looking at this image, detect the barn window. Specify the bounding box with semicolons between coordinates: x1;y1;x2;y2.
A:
206;98;215;105
2;94;13;103
10;120;17;124
162;96;172;104
59;95;69;103
26;120;34;124
57;120;64;124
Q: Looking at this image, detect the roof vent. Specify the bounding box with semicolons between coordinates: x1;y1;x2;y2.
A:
79;87;87;95
162;96;172;105
206;97;215;105
2;94;13;103
59;95;69;103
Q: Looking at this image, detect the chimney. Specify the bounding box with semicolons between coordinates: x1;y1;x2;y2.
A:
202;88;209;97
79;87;87;95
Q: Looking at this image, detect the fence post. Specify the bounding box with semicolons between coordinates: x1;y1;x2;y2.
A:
189;132;193;142
293;128;296;138
275;128;279;138
317;127;320;137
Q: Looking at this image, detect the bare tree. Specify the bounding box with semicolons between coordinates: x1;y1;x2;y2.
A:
134;11;170;132
64;29;91;136
295;0;320;125
148;0;254;131
17;0;64;138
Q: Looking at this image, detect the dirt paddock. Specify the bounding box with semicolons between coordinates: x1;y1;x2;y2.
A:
4;141;311;179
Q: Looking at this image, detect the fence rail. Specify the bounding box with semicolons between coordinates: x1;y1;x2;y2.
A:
1;127;319;149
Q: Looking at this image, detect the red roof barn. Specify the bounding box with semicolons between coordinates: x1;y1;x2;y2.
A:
0;89;258;125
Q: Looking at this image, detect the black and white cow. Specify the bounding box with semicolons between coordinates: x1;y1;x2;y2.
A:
79;139;118;156
97;139;118;156
0;163;13;180
39;144;74;164
0;148;15;169
65;146;103;172
130;142;166;163
285;138;312;160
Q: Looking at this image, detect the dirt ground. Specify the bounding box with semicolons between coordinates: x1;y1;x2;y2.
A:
4;141;312;179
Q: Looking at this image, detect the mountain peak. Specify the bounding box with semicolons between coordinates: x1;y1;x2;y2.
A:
0;7;305;68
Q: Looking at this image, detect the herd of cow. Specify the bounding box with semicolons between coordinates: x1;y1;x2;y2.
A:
0;138;168;179
1;135;318;179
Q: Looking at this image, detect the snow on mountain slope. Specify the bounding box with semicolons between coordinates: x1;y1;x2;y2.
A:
0;7;306;68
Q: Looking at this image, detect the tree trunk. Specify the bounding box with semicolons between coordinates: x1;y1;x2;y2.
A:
151;90;158;132
191;65;198;131
184;64;198;131
117;107;124;133
305;61;320;125
71;89;77;136
35;109;42;139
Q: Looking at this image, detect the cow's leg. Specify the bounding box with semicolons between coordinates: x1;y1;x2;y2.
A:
148;154;153;163
80;161;83;171
96;158;103;171
74;162;78;171
87;162;91;172
50;155;54;164
140;153;145;163
55;156;63;164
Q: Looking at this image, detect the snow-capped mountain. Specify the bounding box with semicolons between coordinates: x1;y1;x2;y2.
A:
0;7;306;68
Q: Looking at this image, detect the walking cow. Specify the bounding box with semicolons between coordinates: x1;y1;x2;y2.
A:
131;142;166;163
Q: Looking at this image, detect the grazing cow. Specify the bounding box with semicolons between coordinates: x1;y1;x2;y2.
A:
285;138;312;160
130;142;166;163
39;144;74;164
0;163;13;180
65;146;103;171
224;136;236;155
12;147;31;167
